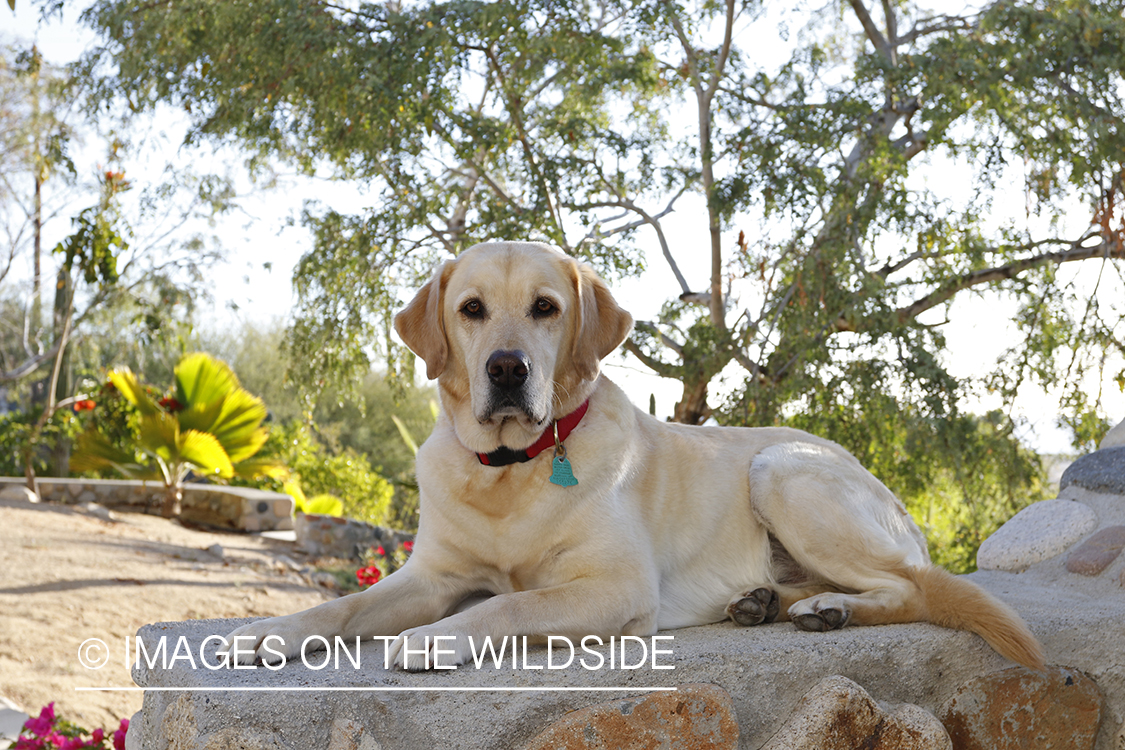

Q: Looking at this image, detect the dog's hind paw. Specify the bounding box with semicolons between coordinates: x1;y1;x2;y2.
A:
726;587;780;626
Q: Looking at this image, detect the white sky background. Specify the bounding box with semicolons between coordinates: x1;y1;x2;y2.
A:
4;2;1123;454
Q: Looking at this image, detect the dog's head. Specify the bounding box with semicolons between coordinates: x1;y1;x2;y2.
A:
394;242;633;452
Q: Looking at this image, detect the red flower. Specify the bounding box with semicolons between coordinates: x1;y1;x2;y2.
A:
402;540;414;553
158;397;184;412
374;545;386;556
73;399;96;412
355;566;381;586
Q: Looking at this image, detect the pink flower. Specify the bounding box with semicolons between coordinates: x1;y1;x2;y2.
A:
112;718;129;750
23;703;55;736
402;540;414;553
58;736;87;750
14;736;45;750
91;728;105;745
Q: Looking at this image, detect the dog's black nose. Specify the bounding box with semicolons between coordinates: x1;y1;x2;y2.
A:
487;350;531;390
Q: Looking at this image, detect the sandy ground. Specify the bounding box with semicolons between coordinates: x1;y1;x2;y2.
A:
0;496;337;734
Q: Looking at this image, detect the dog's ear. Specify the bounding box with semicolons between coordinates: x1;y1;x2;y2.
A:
571;260;634;382
394;261;454;380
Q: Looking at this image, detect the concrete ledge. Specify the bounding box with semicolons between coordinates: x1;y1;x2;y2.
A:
124;564;1125;749
0;477;294;531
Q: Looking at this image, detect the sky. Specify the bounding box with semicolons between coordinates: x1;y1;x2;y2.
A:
4;2;1123;454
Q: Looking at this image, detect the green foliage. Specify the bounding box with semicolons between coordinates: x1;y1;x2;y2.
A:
203;319;436;528
255;420;393;526
0;406;80;477
70;352;281;515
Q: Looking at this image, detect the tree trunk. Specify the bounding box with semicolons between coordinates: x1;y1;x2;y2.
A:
50;267;72;477
673;378;711;425
162;485;182;518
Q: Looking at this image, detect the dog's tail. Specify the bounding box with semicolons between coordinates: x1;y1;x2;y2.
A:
911;565;1045;670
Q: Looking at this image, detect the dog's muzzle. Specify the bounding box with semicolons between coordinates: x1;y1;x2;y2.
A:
482;349;539;422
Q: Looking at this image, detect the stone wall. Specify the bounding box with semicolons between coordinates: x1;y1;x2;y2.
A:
295;512;413;559
0;477;294;531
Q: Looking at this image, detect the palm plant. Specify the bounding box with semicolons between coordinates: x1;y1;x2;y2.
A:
71;352;282;517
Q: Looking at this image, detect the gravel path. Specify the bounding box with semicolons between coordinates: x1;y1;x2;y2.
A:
0;496;335;733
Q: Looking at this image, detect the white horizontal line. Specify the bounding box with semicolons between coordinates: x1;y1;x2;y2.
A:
76;686;678;693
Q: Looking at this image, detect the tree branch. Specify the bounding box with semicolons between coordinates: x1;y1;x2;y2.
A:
624;338;680;378
634;320;684;356
848;0;892;61
895;14;975;46
895;240;1125;324
0;342;62;383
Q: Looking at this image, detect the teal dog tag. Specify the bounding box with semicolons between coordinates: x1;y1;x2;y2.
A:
549;455;578;487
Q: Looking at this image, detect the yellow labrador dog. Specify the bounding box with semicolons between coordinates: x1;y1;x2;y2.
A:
225;241;1043;671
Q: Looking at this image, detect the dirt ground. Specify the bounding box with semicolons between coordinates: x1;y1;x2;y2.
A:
0;495;338;734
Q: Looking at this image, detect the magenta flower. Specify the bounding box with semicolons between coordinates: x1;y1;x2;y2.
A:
23;703;55;736
112;718;129;750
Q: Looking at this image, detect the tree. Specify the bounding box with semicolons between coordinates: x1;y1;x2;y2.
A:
0;39;239;481
73;0;1125;566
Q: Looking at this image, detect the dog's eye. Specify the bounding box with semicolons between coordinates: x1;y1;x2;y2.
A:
532;298;557;318
461;299;484;318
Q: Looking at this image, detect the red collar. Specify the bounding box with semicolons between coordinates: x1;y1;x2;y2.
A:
477;400;589;467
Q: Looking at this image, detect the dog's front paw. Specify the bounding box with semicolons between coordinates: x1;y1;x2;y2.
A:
788;595;850;632
726;587;780;626
219;616;310;667
387;625;476;671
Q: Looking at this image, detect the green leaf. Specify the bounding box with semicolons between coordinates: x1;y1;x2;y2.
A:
178;429;234;478
174;352;238;408
108;368;160;415
70;430;160;481
391;414;418;456
176;398;226;434
301;494;344;516
232;457;289;481
209;388;269;458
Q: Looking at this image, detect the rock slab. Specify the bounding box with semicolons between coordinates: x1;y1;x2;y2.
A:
939;666;1102;750
521;683;738;750
1065;526;1125;576
976;498;1098;572
0;485;38;503
759;675;951;750
1061;447;1125;495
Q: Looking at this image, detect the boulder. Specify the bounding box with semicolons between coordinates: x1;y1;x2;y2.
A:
759;675;950;750
522;683;738;749
939;666;1102;750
